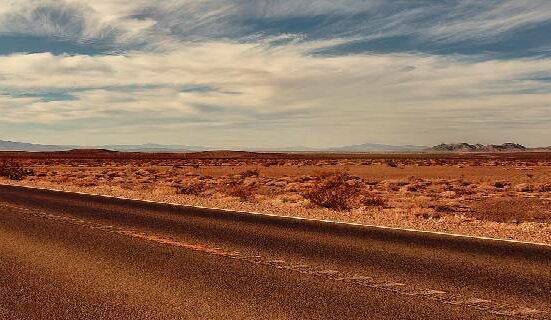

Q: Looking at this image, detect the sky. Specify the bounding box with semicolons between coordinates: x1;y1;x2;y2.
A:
1;0;551;148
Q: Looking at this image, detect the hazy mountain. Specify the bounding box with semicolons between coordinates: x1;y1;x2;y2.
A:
243;146;320;152
430;143;527;152
0;140;205;153
2;139;540;153
325;143;427;152
0;140;73;151
99;143;205;153
0;140;428;153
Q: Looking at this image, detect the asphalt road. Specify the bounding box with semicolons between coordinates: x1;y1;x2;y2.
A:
0;184;549;320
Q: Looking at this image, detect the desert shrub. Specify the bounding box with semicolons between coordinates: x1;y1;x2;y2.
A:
459;180;472;187
303;172;360;211
361;195;387;207
312;170;338;179
415;211;442;220
538;184;551;192
386;160;398;168
434;204;456;212
454;187;476;195
515;183;534;192
494;181;508;189
262;161;273;167
0;162;34;180
176;180;205;195
240;169;259;178
225;182;255;201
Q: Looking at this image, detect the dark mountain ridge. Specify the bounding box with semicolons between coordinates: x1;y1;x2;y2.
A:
430;143;528;152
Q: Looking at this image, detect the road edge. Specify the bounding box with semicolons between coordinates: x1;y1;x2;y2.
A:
1;182;550;249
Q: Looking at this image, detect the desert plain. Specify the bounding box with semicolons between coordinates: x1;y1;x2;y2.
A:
1;150;550;244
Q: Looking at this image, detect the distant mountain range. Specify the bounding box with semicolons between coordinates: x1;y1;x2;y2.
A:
325;143;427;152
0;140;72;152
429;143;529;152
100;144;204;152
0;140;548;153
0;140;201;153
0;140;428;153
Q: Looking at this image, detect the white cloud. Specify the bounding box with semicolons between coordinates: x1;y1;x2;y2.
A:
1;39;551;146
2;1;551;146
426;0;551;42
0;1;111;39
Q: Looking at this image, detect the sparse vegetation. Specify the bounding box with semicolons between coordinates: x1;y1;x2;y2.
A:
361;195;387;207
225;182;256;201
515;183;534;192
176;180;206;195
303;172;360;211
386;160;398;168
494;181;507;189
2;151;551;244
434;204;456;213
240;168;260;178
0;162;34;180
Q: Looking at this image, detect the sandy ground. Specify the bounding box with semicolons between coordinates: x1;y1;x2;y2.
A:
1;153;550;244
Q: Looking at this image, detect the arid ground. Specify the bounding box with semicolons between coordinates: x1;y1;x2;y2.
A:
1;150;550;244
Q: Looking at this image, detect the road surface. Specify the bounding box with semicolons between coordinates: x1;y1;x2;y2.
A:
0;184;549;319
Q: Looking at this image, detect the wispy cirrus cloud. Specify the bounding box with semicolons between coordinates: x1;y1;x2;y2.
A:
4;1;551;55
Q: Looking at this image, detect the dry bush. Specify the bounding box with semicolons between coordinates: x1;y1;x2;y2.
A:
312;170;338;179
494;181;508;189
386;160;398;168
515;183;534;192
303;172;360;211
433;204;456;213
262;160;277;167
415;210;443;220
176;180;206;195
459;180;471;187
225;182;256;201
361;195;387;207
0;162;34;180
240;169;260;178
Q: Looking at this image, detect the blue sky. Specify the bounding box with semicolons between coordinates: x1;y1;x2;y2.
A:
1;0;551;148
